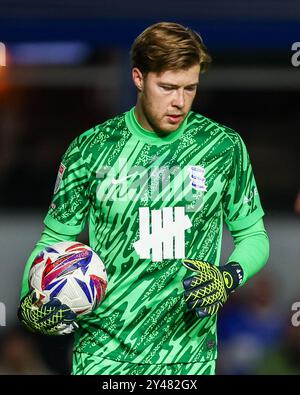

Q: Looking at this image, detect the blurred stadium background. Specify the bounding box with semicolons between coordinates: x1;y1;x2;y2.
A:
0;0;300;375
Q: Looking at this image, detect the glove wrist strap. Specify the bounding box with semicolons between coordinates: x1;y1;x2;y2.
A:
220;262;244;293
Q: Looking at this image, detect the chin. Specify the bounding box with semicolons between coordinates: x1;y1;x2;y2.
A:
165;124;182;133
156;121;181;134
157;126;176;135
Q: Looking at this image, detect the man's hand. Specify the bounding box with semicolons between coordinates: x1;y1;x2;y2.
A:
18;290;78;335
182;259;243;318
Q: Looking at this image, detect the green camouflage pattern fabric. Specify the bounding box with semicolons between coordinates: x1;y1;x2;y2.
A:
45;107;264;365
72;351;216;375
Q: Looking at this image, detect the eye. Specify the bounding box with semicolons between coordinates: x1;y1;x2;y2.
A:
161;86;173;91
185;85;197;92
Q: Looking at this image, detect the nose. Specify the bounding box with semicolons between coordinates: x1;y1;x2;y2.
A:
172;89;185;108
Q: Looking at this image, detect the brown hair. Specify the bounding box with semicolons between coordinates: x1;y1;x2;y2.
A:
131;22;212;75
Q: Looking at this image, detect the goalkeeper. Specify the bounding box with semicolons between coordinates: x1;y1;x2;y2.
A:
18;22;269;375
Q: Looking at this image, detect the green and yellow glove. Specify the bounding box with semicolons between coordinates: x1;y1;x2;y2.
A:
18;290;78;335
182;259;244;318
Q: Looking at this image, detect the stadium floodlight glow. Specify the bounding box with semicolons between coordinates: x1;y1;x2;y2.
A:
0;42;6;66
0;302;6;326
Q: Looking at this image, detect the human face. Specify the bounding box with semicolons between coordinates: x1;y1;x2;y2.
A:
133;64;200;134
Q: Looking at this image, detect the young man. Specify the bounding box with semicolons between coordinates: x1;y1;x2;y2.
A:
18;22;269;375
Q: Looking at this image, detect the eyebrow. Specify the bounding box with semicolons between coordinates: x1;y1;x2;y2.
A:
159;82;199;88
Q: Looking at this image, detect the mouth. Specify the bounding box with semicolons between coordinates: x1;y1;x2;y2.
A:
167;114;183;123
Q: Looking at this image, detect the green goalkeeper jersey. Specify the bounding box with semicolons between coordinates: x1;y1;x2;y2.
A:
44;107;264;364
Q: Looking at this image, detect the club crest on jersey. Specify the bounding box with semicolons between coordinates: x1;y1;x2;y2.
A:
188;166;207;192
54;163;66;194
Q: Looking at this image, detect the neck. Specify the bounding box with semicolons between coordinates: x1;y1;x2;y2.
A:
134;100;155;133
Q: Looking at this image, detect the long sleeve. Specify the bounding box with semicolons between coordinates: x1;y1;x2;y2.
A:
227;218;270;286
20;226;77;299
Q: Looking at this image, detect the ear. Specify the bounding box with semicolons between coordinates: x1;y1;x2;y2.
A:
132;67;144;91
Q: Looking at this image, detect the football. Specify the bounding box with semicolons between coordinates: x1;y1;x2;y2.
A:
29;241;108;316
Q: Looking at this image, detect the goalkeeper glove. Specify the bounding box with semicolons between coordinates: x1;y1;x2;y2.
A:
18;290;78;335
182;259;244;318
